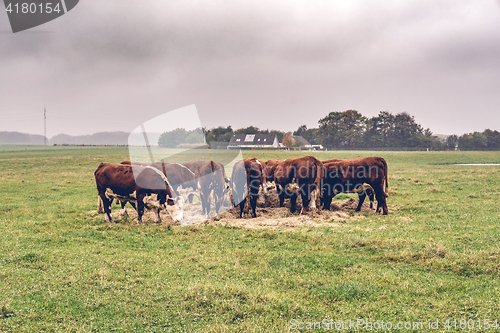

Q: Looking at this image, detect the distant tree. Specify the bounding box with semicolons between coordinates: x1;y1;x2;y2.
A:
378;111;396;146
392;112;424;147
419;132;444;150
205;126;233;143
364;112;390;147
184;128;205;144
158;128;188;148
317;110;366;148
234;126;260;135
459;131;488;150
302;128;318;145
282;133;295;148
446;135;459;150
293;125;318;145
269;130;285;142
484;129;500;149
293;125;308;137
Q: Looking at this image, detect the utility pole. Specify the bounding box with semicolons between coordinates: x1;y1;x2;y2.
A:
44;108;47;146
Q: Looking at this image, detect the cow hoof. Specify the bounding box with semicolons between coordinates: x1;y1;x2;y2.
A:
105;215;115;223
136;220;142;225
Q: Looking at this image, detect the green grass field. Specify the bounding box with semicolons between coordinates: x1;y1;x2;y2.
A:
1;147;499;332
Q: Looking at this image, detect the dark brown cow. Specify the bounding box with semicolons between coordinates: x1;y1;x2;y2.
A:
95;163;183;224
182;160;227;216
230;158;266;218
320;159;375;208
274;156;324;214
320;157;389;214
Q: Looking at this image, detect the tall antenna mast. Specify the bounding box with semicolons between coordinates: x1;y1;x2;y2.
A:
44;108;47;146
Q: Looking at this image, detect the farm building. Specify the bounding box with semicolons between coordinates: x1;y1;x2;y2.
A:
228;134;279;148
292;135;312;148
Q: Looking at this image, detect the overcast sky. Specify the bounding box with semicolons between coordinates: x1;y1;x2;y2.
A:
1;0;499;137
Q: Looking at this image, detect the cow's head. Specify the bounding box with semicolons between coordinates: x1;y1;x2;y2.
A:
165;196;184;222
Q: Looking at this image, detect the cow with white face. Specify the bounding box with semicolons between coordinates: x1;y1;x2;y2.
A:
95;163;184;224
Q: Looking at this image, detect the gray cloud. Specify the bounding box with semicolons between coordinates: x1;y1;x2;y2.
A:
1;0;500;137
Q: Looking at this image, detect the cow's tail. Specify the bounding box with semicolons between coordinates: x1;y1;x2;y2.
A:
381;158;389;197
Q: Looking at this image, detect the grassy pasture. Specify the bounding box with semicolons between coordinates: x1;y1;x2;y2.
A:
0;147;499;332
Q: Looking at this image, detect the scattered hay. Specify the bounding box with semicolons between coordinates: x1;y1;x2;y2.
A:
91;190;395;229
400;217;413;223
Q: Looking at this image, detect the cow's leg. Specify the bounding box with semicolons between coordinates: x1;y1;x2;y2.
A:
205;191;211;216
214;193;221;214
356;190;367;212
128;201;138;216
97;196;104;214
309;188;318;210
300;190;310;215
119;200;129;216
290;193;298;213
250;194;258;218
374;188;388;215
323;194;334;210
136;195;145;225
100;194;115;223
129;201;137;210
200;192;207;215
277;185;285;207
366;189;375;209
239;200;245;218
381;196;388;215
154;208;161;223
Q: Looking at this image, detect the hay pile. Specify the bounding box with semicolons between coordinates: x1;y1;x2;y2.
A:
98;189;381;229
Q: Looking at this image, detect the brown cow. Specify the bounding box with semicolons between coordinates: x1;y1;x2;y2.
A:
320;159;376;208
263;159;281;184
230;158;266;218
182;160;228;216
121;161;197;193
95;163;183;224
274;156;324;214
113;161;197;216
320;157;389;214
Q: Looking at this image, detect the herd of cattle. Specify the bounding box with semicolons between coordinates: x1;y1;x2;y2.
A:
94;156;389;225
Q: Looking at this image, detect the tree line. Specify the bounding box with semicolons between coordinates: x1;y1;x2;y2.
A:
158;110;500;150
